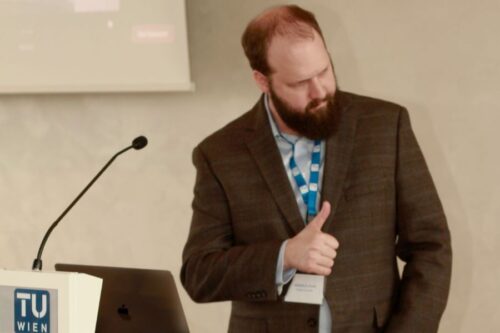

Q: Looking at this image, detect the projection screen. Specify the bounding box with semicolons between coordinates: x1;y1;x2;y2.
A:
0;0;193;93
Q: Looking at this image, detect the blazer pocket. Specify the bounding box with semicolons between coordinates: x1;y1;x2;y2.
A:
344;178;390;201
228;315;267;333
374;300;393;328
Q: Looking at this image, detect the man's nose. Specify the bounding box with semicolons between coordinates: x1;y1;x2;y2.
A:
308;77;327;100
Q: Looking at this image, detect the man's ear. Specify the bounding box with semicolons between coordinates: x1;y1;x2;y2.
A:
252;70;270;94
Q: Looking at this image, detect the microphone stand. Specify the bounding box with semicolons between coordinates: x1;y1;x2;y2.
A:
32;137;147;271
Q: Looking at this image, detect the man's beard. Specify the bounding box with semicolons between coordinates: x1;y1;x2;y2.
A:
269;86;342;140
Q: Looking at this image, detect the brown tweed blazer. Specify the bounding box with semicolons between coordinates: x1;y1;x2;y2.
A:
181;91;452;333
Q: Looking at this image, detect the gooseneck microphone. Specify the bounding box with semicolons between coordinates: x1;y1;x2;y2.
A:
32;136;148;271
132;136;148;150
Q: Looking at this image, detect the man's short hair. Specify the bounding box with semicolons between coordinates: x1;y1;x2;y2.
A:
241;5;325;76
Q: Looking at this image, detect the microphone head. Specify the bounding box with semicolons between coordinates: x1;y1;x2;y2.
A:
132;136;148;150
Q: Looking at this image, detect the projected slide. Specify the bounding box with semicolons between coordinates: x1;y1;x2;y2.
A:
0;0;193;93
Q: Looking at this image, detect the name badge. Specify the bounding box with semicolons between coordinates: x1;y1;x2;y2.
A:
284;273;324;305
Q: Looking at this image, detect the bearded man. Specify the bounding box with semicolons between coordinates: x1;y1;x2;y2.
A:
181;5;452;333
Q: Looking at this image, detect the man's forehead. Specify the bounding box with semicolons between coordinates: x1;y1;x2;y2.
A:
267;32;330;82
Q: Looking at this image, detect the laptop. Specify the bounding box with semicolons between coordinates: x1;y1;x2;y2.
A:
55;263;190;333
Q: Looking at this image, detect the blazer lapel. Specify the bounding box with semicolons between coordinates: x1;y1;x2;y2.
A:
321;92;358;231
245;97;305;235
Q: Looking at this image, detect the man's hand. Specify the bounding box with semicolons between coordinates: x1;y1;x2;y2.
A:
284;201;339;276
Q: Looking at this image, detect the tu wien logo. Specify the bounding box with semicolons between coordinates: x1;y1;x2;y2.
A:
14;289;50;333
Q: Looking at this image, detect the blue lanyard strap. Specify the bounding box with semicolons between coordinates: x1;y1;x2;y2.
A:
286;139;322;222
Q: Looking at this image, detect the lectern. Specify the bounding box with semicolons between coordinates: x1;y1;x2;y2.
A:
0;270;102;333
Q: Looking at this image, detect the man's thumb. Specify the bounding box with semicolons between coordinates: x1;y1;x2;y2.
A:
310;201;331;230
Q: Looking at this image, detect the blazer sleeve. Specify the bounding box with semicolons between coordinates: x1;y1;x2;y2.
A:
385;108;452;332
180;145;283;303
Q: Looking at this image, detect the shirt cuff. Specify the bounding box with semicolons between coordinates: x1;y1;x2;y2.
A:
275;240;297;295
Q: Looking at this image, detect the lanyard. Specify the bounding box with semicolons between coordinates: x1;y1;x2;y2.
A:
280;135;322;222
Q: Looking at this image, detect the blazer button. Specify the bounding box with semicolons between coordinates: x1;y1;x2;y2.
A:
307;318;317;328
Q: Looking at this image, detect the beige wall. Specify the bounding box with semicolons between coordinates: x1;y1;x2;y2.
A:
1;0;498;332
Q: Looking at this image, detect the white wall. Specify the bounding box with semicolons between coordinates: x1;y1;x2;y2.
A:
1;0;498;332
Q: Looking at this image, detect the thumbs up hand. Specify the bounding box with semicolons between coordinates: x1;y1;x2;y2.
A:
284;201;339;276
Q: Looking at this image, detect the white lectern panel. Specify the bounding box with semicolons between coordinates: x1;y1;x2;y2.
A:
0;270;102;333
